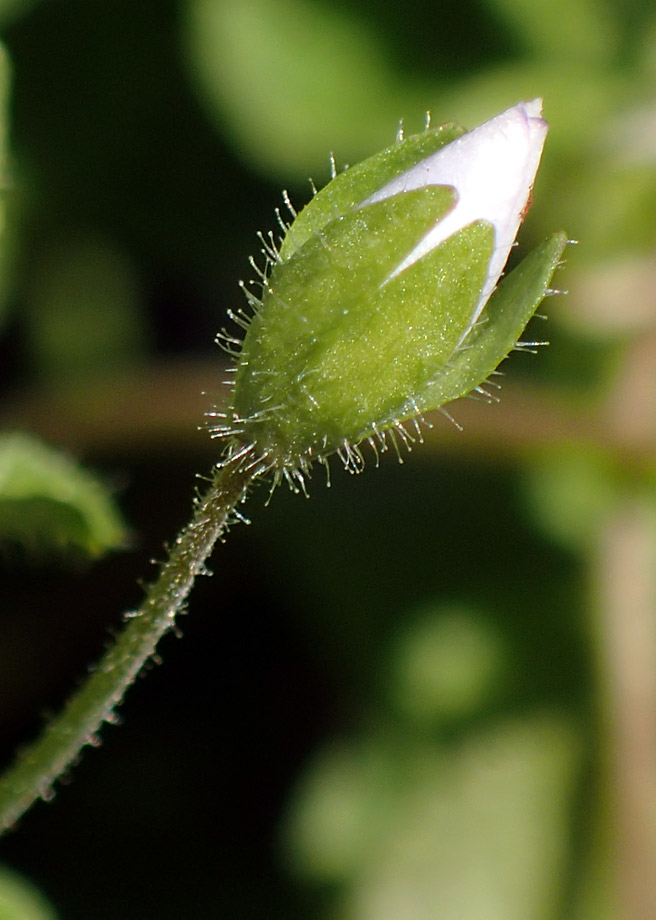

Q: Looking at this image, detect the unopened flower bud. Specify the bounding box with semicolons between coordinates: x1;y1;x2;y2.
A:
216;100;567;482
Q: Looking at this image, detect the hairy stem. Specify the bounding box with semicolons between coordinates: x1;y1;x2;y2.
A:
0;454;257;833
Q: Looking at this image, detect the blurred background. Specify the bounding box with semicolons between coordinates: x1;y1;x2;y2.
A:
0;0;655;917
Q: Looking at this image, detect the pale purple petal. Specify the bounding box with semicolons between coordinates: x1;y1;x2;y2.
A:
362;99;548;332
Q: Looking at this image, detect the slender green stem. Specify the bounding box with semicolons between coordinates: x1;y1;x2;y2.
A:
0;454;257;833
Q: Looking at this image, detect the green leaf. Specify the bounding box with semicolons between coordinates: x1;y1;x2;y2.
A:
487;0;619;65
0;432;127;558
282;716;579;916
184;0;425;178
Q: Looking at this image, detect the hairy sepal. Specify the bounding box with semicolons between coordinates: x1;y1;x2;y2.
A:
414;231;570;412
233;186;496;467
279;122;466;260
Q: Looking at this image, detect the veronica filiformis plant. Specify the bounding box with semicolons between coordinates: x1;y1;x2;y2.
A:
215;99;566;486
0;100;567;833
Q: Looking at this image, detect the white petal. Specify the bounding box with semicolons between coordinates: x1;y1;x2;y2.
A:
362;99;548;330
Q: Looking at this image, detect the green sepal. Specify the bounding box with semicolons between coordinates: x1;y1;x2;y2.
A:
417;231;568;412
235;185;497;464
279;123;466;261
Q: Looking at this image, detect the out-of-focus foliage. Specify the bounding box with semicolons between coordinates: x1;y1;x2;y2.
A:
523;446;622;552
185;0;412;177
0;864;58;920
0;41;10;333
282;717;577;920
0;432;127;557
0;0;655;918
25;233;146;381
0;0;40;30
388;605;507;726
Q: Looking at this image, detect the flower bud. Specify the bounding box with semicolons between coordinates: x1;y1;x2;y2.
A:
216;101;567;482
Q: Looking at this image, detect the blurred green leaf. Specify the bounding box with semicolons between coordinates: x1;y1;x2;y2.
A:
0;864;58;920
0;41;10;334
184;0;425;178
183;0;630;200
25;234;147;380
280;740;398;884
388;604;507;727
282;716;579;920
0;432;127;558
487;0;619;64
522;446;620;552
